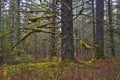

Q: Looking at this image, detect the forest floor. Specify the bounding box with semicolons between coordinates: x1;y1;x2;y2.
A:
0;54;120;80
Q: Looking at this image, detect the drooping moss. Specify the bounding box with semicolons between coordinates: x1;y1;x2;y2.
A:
80;40;91;50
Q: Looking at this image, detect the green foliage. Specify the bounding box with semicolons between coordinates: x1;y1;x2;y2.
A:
0;56;120;80
0;60;63;79
41;55;61;62
93;45;105;60
0;48;35;64
10;48;24;56
14;54;35;63
62;58;76;63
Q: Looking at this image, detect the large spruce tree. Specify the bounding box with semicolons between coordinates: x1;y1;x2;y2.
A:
61;0;75;61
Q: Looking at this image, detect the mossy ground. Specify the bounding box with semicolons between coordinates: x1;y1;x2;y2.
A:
0;56;120;80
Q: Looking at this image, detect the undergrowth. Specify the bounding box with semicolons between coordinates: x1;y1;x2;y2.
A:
0;56;120;80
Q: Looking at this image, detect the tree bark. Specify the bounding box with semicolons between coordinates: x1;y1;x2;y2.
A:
0;0;2;53
0;0;3;63
108;0;115;56
92;0;96;45
16;0;21;41
61;0;75;61
95;0;104;51
50;0;57;56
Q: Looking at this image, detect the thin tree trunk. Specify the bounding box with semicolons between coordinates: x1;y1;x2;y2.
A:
0;0;2;53
92;0;96;45
34;33;37;54
16;0;21;40
108;0;115;56
10;0;17;44
0;0;3;63
50;0;56;56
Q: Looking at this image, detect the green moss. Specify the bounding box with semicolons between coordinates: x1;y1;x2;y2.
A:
42;56;61;62
0;56;120;80
80;40;91;50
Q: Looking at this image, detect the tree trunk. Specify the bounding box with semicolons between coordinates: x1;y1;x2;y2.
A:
34;33;37;54
61;0;75;61
10;0;17;44
50;0;56;56
95;0;104;51
92;0;96;45
108;0;115;56
0;0;2;53
16;0;21;41
0;0;3;63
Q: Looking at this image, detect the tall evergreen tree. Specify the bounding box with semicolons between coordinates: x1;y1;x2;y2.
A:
16;0;21;40
61;0;75;61
92;0;96;45
0;0;2;53
95;0;104;51
108;0;115;56
50;0;57;56
0;0;3;63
